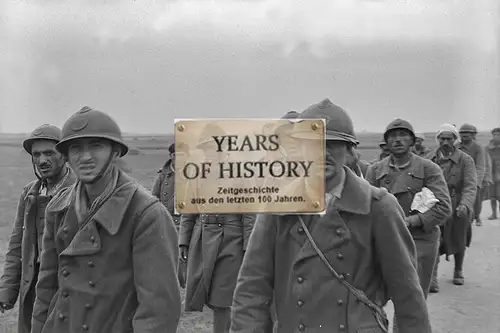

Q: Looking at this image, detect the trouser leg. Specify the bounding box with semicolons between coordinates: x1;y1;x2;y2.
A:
430;254;440;293
453;250;465;285
213;306;231;333
415;238;439;299
490;200;498;219
474;187;483;225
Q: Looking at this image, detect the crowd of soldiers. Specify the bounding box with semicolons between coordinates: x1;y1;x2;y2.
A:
0;100;499;333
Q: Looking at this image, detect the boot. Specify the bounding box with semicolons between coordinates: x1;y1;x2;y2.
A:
489;200;498;220
475;217;483;226
453;270;464;285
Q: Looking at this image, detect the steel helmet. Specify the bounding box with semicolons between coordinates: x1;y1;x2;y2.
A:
56;106;128;157
196;122;227;149
414;132;425;140
378;141;387;148
275;111;301;137
23;124;62;155
459;123;477;134
492;127;500;135
384;118;415;142
290;98;359;146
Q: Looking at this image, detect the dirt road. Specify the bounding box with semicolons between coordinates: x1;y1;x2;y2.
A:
385;201;500;333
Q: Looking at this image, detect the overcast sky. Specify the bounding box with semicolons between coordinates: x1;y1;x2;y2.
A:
1;0;499;134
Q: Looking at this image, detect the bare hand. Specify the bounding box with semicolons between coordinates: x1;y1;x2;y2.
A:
180;246;189;263
0;302;14;313
456;204;468;218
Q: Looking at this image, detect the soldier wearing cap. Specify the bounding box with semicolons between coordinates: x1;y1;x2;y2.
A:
486;127;500;219
457;123;486;226
152;141;187;288
0;124;76;333
31;107;181;333
427;124;477;291
370;141;390;164
411;132;432;157
231;99;432;333
366;119;451;305
179;123;255;333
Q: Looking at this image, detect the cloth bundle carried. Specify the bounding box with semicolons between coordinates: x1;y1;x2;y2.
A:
410;187;439;214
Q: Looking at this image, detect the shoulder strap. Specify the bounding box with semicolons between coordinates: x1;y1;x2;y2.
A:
297;216;389;332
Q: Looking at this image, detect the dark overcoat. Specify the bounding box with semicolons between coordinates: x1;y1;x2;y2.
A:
0;171;76;333
230;168;432;333
179;213;255;311
30;172;181;333
428;149;477;254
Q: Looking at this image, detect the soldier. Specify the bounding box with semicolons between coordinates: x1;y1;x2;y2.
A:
151;141;187;288
412;132;432;157
457;124;486;226
486;127;500;220
179;123;255;333
365;119;451;302
31;107;181;333
428;124;477;291
378;141;391;160
0;125;76;333
346;148;370;178
230;99;433;333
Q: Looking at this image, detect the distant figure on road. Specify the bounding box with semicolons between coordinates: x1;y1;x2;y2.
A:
366;119;451;329
152;141;187;288
0;124;76;333
411;132;432;157
31;107;181;333
231;100;433;333
486;127;500;220
457;124;486;226
428;123;477;291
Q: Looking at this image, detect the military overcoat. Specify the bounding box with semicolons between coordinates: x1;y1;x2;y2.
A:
31;172;181;333
230;168;431;333
428;148;477;254
0;172;76;333
179;213;255;311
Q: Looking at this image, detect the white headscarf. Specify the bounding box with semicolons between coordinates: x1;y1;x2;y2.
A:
436;123;460;145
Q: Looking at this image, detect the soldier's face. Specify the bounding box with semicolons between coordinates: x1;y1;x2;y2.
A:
386;129;413;156
67;138;114;182
31;140;66;179
492;132;500;142
415;138;423;148
438;133;456;151
459;132;473;143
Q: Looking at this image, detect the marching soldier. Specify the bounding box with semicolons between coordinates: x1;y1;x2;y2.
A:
231;99;433;333
31;106;181;333
151;141;187;288
377;141;391;161
346;148;370;178
457;124;486;226
486;127;500;220
179;123;255;333
412;132;432;157
0;125;76;333
428;124;477;291
366;119;451;301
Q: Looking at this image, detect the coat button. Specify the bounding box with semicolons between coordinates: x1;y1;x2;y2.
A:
62;290;69;297
337;253;344;260
218;223;222;227
297;276;304;283
89;281;95;287
90;236;95;242
62;269;69;277
339;324;346;330
336;228;343;236
63;227;68;233
297;227;304;234
82;324;89;331
297;300;304;307
58;313;65;320
337;299;344;305
298;324;305;331
339;274;345;280
85;303;92;309
88;260;94;267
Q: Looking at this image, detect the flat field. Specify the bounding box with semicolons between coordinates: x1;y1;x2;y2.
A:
0;132;494;332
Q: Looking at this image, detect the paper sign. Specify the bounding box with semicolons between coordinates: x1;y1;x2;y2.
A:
174;118;325;214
